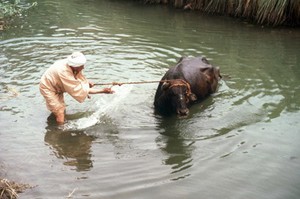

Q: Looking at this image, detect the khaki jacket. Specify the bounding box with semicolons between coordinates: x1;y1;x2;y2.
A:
39;59;89;114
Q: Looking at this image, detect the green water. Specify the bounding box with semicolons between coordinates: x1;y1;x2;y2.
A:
1;0;300;198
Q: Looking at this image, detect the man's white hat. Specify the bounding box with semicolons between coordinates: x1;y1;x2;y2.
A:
67;52;86;67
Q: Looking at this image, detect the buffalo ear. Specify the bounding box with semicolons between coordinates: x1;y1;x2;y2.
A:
202;68;213;82
204;67;222;80
208;67;222;81
177;56;186;63
189;93;197;101
161;82;170;90
201;56;209;64
215;67;222;79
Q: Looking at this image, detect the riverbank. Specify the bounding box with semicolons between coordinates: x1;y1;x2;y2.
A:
142;0;300;26
0;0;37;30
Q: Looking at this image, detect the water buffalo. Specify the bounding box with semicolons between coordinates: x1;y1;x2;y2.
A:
154;56;221;117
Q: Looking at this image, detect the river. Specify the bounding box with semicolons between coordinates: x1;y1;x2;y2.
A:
1;0;300;198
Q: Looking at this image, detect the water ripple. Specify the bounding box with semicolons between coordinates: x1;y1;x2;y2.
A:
1;1;300;198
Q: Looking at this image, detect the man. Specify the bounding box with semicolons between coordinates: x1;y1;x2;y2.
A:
40;52;114;125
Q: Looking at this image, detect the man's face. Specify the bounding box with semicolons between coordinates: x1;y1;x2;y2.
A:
71;65;84;76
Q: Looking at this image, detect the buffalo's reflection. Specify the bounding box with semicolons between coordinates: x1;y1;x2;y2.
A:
155;116;194;177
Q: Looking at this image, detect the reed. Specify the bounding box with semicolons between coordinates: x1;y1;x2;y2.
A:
0;178;33;199
141;0;300;26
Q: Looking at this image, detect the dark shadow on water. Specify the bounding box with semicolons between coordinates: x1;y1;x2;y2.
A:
44;130;95;172
44;113;122;172
153;93;225;179
44;114;96;172
155;115;194;179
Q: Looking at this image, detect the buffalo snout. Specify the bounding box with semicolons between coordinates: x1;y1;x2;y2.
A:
177;108;189;117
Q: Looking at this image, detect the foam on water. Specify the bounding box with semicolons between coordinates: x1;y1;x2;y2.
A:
60;85;133;131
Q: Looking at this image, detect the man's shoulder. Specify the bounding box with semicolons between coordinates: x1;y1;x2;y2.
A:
52;59;69;71
53;59;67;66
52;59;73;77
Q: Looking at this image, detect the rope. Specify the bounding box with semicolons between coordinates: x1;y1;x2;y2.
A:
94;79;192;99
94;79;192;97
168;79;192;98
94;80;172;86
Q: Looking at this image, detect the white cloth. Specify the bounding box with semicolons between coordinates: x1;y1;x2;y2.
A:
67;52;86;67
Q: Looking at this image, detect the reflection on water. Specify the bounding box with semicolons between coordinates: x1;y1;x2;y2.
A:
155;116;194;179
0;0;300;198
45;130;94;171
44;116;95;171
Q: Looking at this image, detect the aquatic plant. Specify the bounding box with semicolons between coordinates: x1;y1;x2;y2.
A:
0;178;33;199
141;0;300;26
0;0;37;30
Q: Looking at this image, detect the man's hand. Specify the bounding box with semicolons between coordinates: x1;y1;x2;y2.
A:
102;87;114;94
89;81;95;88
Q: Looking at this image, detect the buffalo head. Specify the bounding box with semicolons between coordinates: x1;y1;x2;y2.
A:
161;80;197;117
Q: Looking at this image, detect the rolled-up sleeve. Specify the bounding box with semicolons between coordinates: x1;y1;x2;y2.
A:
60;72;89;103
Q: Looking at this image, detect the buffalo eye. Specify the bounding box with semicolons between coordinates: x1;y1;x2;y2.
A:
161;82;170;90
185;97;189;103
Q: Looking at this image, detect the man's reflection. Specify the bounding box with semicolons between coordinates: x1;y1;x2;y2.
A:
44;115;95;172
